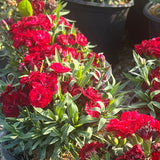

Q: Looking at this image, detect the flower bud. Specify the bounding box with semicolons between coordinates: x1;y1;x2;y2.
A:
118;137;127;147
143;138;152;156
1;19;9;30
112;137;119;146
105;134;112;143
99;54;106;67
1;19;7;26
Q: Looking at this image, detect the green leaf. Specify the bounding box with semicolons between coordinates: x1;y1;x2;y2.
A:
129;102;148;109
105;152;111;160
78;115;98;125
150;90;160;100
39;146;47;160
49;137;59;145
42;126;57;135
80;72;93;87
150;101;160;109
79;55;95;86
32;139;42;150
61;123;75;143
18;0;33;17
98;118;106;131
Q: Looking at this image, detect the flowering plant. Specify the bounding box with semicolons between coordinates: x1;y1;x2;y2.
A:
124;37;160;118
0;0;126;159
79;111;160;160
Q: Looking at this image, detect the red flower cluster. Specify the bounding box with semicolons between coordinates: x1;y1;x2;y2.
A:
1;2;110;121
31;0;44;15
105;111;160;139
135;37;160;58
142;67;160;103
82;87;109;118
9;13;90;71
116;144;146;160
150;151;160;160
0;85;30;117
61;81;110;118
79;142;105;160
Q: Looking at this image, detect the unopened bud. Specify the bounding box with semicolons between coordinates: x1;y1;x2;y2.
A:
118;137;127;147
99;54;106;67
112;137;119;146
1;19;7;26
1;19;9;30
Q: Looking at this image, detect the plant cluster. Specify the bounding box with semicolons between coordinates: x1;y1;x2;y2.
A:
79;111;160;160
1;0;160;160
123;37;160;119
0;0;126;159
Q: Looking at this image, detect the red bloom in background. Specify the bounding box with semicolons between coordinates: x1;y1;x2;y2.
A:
87;52;99;67
67;34;76;45
31;0;44;15
0;85;14;103
11;29;51;48
50;63;70;73
134;37;160;58
76;33;88;46
56;34;68;45
58;17;72;29
16;85;31;107
20;71;58;92
2;92;20;117
29;85;54;108
149;67;160;89
85;101;101;118
141;67;160;103
82;87;109;118
106;111;160;139
116;144;145;160
56;34;76;46
82;87;102;101
150;151;160;160
79;142;104;160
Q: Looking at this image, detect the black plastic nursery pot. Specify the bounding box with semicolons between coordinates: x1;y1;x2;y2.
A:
64;0;134;65
126;0;149;43
143;2;160;38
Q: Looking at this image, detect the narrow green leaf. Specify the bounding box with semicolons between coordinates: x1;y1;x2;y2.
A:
49;137;59;145
98;118;106;131
78;115;98;125
150;101;160;109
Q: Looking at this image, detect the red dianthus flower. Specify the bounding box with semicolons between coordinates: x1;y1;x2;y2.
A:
79;142;105;160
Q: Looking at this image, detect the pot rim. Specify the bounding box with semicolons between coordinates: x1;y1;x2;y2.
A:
143;2;160;23
64;0;134;8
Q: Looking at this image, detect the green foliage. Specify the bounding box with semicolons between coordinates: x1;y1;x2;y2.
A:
18;0;33;17
150;0;160;3
124;51;160;118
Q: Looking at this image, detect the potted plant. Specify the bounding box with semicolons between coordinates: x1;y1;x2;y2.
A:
143;0;160;38
64;0;134;65
79;110;160;159
124;36;160;119
0;0;127;159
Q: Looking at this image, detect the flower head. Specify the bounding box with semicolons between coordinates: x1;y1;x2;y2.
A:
116;144;145;160
79;142;105;160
